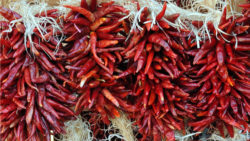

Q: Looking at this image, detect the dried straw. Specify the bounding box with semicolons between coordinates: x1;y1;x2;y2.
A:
110;112;136;141
57;116;94;141
208;128;249;141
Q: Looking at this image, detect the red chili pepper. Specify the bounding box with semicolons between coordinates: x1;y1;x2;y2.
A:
231;36;250;43
90;32;104;64
100;1;115;7
13;97;26;109
167;31;190;37
158;20;170;31
0;38;11;48
155;84;164;104
1;60;24;90
230;96;238;114
2;113;18;126
77;58;96;77
96;21;121;33
96;39;118;48
80;0;88;9
80;66;99;87
122;33;141;54
169;102;177;117
17;119;26;140
25;91;35;124
0;6;21;21
207;100;218;116
148;90;156;106
10;33;21;47
13;38;24;50
233;25;249;34
240;102;248;121
24;68;39;92
235;44;250;51
42;98;60;119
192;21;204;28
90;17;109;31
36;86;45;108
156;2;167;21
228;66;245;76
225;44;233;62
225;123;234;138
115;63;136;79
64;5;95;22
161;61;175;78
219;7;227;26
148;33;177;59
39;108;63;134
136;52;146;73
95;104;110;124
134;39;146;61
96;32;114;40
103;52;116;63
0;67;10;82
189;116;215;127
97;47;125;53
102;89;119;107
45;84;66;100
193;37;216;64
90;0;97;12
0;103;17;114
166;13;180;22
216;42;225;66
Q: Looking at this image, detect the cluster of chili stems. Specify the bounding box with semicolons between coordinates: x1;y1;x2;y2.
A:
0;7;78;141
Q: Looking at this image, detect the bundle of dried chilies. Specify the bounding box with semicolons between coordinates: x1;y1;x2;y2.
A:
113;2;196;140
62;0;138;123
0;7;77;140
185;5;250;138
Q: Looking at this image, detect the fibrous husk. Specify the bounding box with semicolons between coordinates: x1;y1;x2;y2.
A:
57;116;94;141
58;113;135;141
110;112;136;141
207;128;249;141
57;0;81;15
175;125;201;141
